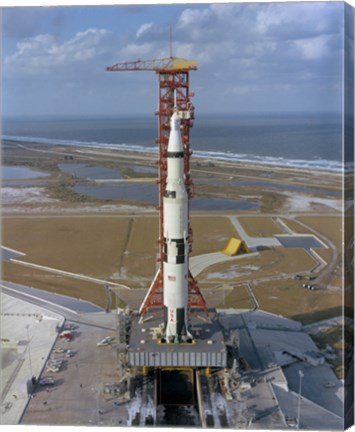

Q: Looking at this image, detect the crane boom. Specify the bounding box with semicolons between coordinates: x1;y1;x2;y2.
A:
106;57;197;72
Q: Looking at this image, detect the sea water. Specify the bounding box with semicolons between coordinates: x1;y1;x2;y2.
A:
2;112;346;172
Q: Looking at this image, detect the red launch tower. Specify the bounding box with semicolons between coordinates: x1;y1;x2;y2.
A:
106;57;208;319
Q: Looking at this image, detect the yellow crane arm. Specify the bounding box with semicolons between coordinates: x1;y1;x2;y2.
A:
106;57;197;72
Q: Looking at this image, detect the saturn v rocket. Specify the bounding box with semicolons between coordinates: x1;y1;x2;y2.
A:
163;110;192;343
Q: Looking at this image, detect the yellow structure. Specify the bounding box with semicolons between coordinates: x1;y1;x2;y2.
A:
106;57;198;72
222;238;249;256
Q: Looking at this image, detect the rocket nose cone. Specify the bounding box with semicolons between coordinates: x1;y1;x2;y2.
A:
170;113;180;131
168;113;183;152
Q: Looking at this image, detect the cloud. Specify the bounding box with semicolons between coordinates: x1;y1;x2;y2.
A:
128;2;342;73
102;2;343;113
5;28;111;76
119;42;161;60
136;22;153;39
294;35;332;60
3;3;345;116
255;2;342;39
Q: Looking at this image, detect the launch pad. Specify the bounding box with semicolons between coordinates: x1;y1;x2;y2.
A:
127;308;227;368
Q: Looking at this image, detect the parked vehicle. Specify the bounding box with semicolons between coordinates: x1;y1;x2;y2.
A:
97;336;114;347
66;349;74;358
39;377;55;386
46;366;60;373
47;359;63;366
64;324;77;330
59;331;73;341
46;359;63;373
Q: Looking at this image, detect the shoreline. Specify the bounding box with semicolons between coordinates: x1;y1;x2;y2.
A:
3;139;346;213
2;138;347;175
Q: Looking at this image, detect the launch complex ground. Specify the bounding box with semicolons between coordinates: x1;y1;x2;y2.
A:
1;140;353;427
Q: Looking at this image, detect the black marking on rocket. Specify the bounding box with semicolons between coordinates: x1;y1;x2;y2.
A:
164;190;176;198
163;306;187;336
176;308;187;336
163;237;186;264
167;151;184;158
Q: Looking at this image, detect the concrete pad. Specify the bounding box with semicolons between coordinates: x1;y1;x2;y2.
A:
272;385;343;430
283;363;344;417
1;293;64;424
22;314;127;426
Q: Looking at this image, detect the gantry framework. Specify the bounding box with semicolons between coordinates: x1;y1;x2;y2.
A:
106;57;208;318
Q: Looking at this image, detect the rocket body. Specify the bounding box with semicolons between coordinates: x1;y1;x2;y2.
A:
163;112;191;343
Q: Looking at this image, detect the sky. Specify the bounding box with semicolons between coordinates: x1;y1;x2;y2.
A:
2;1;349;117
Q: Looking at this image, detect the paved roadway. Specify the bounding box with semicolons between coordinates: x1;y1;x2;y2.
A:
190;251;259;278
1;281;102;315
1;282;118;332
8;259;130;290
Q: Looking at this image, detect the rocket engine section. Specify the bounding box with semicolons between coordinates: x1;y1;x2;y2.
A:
163;112;192;343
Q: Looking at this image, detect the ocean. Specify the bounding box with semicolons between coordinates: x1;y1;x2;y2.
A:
2;113;345;172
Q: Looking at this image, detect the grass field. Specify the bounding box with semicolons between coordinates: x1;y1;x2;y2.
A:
3;217;131;278
2;261;108;307
238;216;284;237
314;248;333;263
251;278;343;324
123;217;159;284
279;218;313;234
198;247;316;286
190;216;238;255
216;284;255;309
296;216;342;249
2;215;241;301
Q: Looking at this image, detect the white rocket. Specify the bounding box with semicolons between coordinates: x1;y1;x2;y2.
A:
163;110;192;343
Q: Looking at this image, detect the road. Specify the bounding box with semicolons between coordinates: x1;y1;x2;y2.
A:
1;281;100;315
190;251;259;278
1;282;119;332
9;258;130;290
